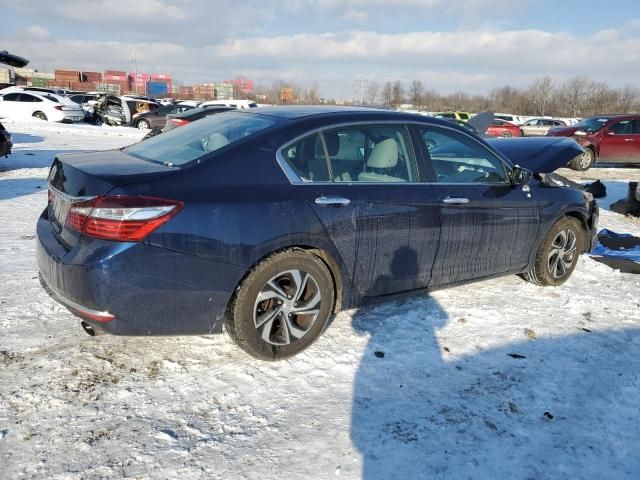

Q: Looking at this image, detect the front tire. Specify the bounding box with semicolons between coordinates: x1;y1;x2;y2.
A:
226;250;335;360
502;131;513;138
523;217;584;286
136;119;150;130
571;148;595;171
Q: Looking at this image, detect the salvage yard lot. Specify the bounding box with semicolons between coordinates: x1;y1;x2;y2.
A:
1;121;640;479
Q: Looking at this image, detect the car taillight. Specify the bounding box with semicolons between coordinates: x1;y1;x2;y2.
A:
65;195;183;242
54;106;64;111
170;118;189;127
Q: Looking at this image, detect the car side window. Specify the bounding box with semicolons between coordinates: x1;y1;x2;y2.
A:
419;127;509;184
632;120;640;134
323;125;418;183
20;94;42;103
280;133;330;182
2;93;20;101
609;120;633;135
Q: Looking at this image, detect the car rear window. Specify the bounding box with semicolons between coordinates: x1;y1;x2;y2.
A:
124;112;276;166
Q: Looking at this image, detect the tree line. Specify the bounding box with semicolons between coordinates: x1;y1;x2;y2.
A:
249;76;640;117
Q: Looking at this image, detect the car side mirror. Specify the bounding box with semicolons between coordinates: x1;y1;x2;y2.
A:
574;130;587;137
512;166;532;186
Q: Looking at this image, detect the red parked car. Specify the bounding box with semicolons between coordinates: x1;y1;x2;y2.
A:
546;115;640;170
485;119;523;138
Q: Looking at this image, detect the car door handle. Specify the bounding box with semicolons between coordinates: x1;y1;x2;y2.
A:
315;196;351;207
442;196;470;205
624;138;634;142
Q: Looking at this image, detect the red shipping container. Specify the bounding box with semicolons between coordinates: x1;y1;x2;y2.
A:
151;73;171;80
105;70;126;76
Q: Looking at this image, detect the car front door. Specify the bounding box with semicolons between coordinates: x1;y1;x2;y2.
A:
416;125;540;286
599;119;639;163
279;123;441;297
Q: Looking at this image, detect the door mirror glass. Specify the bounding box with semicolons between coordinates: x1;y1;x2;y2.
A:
512;166;532;185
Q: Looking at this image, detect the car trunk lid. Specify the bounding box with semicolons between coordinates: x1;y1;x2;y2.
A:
47;149;178;248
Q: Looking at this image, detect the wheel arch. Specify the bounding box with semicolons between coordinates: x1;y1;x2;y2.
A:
562;210;591;252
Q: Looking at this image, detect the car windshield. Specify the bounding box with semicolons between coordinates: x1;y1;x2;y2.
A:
574;117;610;133
124;112;276;166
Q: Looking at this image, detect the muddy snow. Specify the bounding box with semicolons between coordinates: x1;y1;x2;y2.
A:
1;120;639;479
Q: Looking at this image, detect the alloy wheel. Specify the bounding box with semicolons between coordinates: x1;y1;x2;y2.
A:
547;229;577;279
579;150;593;169
253;269;322;346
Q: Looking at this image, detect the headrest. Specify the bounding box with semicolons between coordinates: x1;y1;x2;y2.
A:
367;138;398;169
202;132;230;152
323;130;340;156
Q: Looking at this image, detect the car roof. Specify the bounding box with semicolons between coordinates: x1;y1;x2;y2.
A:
240;105;442;121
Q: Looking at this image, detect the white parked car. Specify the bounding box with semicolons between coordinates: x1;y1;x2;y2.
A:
520;117;568;137
199;99;258;109
494;113;525;125
0;91;84;123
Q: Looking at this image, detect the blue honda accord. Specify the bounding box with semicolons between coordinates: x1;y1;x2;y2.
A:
37;106;598;359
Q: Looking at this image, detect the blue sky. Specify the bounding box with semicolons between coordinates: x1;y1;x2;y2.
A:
1;0;639;98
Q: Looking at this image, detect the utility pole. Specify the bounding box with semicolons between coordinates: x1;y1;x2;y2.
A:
131;50;138;94
354;76;368;105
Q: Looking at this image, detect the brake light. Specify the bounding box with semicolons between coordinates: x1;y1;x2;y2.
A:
65;195;183;242
170;118;189;127
54;106;63;111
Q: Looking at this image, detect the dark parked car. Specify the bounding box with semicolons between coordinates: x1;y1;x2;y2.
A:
164;105;236;131
132;103;194;130
141;105;235;140
547;115;640;170
37;107;598;360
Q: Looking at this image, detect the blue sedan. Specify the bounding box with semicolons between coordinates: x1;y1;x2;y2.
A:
37;106;598;359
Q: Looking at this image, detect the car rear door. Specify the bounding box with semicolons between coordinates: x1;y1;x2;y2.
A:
599;119;638;163
415;125;540;286
278;123;441;297
0;93;26;119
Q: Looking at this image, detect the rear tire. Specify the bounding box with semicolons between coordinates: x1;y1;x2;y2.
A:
502;131;513;138
226;250;335;360
33;111;47;121
523;217;584;286
571;148;595;171
136;119;150;130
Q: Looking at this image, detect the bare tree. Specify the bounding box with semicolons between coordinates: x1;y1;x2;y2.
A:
391;80;404;109
409;80;424;109
528;76;554;115
382;81;393;108
365;80;379;105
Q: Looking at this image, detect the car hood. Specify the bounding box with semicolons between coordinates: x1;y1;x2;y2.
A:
486;137;585;173
546;126;579;137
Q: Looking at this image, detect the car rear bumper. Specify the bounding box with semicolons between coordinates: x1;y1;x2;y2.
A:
36;210;245;335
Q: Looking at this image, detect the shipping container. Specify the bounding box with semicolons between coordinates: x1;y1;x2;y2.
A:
83;71;102;82
105;70;126;77
14;67;35;78
0;68;12;82
31;77;48;88
150;73;171;80
147;81;169;96
33;72;55;80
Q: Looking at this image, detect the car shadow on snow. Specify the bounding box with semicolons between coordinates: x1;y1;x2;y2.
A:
350;296;640;479
9;132;45;144
0;149;83;172
0;177;48;201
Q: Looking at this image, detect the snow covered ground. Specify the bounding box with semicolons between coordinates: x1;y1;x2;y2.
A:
1;120;639;480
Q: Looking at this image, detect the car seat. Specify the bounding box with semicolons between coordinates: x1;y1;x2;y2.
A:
357;138;406;182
